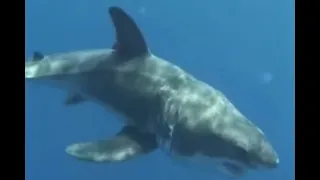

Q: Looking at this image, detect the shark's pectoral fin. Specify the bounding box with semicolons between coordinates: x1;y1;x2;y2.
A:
109;7;149;59
65;126;157;163
64;93;86;106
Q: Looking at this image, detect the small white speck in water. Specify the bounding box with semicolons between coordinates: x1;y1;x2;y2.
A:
138;7;146;16
261;72;273;84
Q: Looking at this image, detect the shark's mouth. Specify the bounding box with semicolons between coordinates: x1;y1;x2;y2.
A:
155;129;248;178
173;153;248;178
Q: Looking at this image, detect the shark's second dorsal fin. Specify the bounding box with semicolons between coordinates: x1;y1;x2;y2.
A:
33;52;44;61
109;7;148;59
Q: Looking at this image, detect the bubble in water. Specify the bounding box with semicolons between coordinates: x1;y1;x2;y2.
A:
261;72;273;84
139;7;146;16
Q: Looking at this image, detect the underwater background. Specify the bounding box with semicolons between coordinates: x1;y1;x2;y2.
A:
25;0;295;180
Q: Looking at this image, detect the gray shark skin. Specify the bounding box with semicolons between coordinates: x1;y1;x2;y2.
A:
25;6;279;178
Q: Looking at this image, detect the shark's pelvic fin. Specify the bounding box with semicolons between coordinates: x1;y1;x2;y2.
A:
64;93;86;106
32;52;44;61
65;126;158;163
109;7;149;59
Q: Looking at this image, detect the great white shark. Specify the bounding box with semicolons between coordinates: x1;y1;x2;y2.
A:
25;6;279;178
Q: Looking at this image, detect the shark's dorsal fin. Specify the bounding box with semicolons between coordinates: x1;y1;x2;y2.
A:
33;52;44;61
111;41;120;50
109;7;148;59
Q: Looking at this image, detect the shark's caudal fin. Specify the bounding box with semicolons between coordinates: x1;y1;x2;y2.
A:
109;7;149;59
66;126;157;163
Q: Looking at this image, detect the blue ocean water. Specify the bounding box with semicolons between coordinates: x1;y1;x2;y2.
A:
25;0;295;180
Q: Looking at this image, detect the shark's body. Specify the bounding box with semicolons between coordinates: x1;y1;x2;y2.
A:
25;7;279;178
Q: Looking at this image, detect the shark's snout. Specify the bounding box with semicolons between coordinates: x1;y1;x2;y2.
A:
253;140;279;169
261;150;279;169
